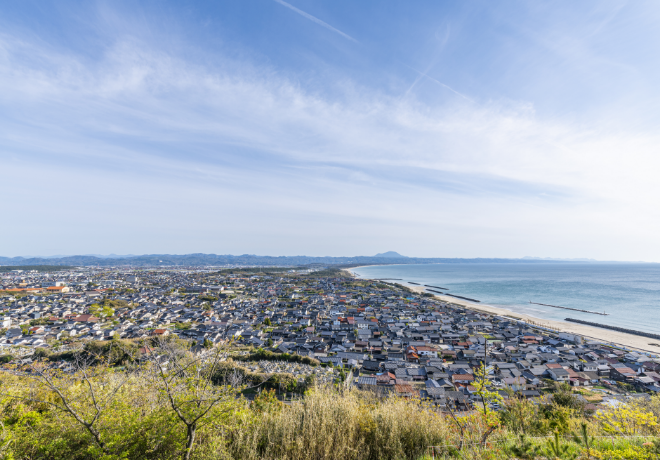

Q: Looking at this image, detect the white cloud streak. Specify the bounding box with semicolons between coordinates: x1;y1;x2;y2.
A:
273;0;358;42
0;29;659;260
404;64;473;102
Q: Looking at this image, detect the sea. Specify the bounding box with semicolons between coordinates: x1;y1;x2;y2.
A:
351;263;660;336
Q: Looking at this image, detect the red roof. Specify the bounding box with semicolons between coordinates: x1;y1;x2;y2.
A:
74;314;99;323
451;374;475;382
394;384;414;394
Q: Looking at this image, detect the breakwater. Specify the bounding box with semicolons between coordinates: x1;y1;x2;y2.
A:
530;301;608;316
408;282;420;285
424;285;448;290
425;288;480;302
565;318;660;340
444;293;481;303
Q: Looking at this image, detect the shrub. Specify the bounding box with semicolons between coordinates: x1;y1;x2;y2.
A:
36;339;141;365
595;404;658;436
234;348;320;366
33;347;52;359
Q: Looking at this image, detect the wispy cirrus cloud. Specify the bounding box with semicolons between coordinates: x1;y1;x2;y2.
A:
1;2;660;260
273;0;358;42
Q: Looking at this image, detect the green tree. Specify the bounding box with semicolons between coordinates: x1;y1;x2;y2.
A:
252;388;282;413
509;434;541;460
89;303;114;318
472;362;503;446
473;362;502;415
572;422;595;459
544;431;578;460
553;382;583;410
198;294;218;302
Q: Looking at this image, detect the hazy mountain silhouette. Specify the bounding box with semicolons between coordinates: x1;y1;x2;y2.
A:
373;251;408;258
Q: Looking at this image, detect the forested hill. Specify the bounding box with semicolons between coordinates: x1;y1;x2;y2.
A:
0;253;594;267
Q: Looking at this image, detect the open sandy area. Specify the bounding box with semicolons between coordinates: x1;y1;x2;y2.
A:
345;267;660;357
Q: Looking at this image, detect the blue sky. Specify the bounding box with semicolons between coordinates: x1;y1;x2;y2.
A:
2;1;660;260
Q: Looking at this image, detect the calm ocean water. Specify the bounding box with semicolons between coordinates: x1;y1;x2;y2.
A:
351;263;660;335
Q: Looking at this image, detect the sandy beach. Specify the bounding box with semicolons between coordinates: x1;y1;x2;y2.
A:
344;267;660;356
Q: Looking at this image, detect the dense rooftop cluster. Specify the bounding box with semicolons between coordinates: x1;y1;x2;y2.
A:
2;266;659;410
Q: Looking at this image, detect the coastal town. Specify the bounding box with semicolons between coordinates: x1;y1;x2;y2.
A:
1;265;659;412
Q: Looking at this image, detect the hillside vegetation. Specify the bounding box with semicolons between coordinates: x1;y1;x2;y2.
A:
1;344;660;459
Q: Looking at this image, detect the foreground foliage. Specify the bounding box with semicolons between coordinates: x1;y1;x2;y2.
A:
2;351;660;459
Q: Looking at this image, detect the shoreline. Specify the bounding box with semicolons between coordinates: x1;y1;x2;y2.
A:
346;267;660;357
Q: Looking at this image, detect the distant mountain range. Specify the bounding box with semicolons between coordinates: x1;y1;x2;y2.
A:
0;252;632;267
33;254;138;259
521;256;597;262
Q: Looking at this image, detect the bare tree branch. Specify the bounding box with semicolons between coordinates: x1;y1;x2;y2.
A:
8;342;135;455
144;337;247;460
